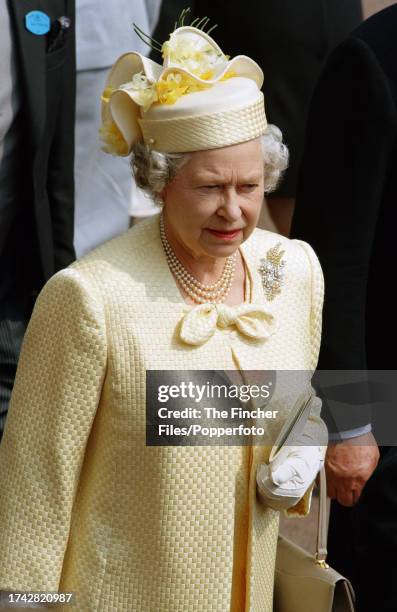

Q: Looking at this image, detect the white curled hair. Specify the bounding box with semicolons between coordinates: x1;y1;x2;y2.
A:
131;124;289;206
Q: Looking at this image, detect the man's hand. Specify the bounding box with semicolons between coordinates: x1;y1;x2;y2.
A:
325;432;380;506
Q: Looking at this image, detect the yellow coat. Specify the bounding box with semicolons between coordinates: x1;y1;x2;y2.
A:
0;215;327;611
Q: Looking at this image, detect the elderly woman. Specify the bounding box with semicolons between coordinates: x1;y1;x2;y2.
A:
0;21;327;612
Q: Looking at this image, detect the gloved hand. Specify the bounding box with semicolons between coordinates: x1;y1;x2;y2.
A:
256;442;325;511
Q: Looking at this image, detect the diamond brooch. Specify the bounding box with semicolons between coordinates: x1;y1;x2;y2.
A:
259;242;286;301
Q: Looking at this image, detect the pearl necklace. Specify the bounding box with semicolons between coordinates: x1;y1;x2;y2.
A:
160;214;237;304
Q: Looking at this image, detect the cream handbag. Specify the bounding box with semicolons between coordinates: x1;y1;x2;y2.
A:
274;468;356;612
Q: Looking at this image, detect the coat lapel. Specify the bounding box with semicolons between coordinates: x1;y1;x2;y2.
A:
8;0;57;150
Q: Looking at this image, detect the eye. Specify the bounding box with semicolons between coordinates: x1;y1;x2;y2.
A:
240;184;259;191
199;184;222;190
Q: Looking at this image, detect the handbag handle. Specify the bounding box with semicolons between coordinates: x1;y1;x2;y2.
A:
269;388;331;568
315;467;330;569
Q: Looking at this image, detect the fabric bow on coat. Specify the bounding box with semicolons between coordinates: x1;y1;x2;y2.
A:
179;303;276;346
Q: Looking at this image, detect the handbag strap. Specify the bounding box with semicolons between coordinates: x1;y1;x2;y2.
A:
275;389;330;567
315;467;329;568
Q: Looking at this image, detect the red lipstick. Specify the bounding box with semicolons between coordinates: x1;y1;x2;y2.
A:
207;229;241;241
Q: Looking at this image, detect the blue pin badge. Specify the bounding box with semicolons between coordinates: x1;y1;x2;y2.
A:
25;10;51;35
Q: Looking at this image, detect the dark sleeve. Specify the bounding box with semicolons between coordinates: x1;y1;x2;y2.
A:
291;36;396;432
293;36;395;369
47;0;76;271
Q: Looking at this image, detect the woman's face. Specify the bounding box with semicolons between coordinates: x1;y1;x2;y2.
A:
161;137;265;261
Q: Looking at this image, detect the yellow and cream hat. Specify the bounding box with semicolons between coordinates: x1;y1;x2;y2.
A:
100;22;267;155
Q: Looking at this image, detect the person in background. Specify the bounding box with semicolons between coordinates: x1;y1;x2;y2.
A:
291;5;397;610
74;0;161;257
152;0;362;236
145;0;162;33
0;0;76;441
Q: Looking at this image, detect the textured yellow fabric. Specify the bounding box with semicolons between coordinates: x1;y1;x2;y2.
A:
0;214;327;611
179;302;275;345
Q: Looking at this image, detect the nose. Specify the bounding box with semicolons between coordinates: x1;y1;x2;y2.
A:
217;187;242;223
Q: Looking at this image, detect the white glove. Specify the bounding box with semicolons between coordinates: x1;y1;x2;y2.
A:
256;443;325;511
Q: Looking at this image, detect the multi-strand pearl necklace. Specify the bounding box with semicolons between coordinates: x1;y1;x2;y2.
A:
160;214;237;304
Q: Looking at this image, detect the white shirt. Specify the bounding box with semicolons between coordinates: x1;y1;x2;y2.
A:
76;0;150;71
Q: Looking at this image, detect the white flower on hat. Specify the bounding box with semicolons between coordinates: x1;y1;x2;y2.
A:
162;30;229;79
119;72;158;112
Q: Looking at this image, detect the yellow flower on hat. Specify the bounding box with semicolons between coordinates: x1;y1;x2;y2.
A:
100;85;131;154
155;68;237;106
99;120;128;156
101;86;114;104
157;72;209;105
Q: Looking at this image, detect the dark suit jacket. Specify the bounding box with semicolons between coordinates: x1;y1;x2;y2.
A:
292;5;397;430
151;0;362;197
3;0;76;298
